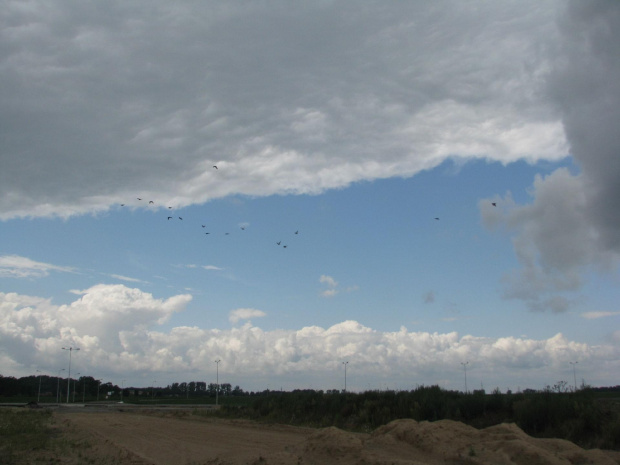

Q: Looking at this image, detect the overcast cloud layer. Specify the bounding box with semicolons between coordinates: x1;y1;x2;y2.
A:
2;285;618;391
2;0;568;219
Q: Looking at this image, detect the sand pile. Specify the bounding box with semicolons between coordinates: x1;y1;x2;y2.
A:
299;419;619;465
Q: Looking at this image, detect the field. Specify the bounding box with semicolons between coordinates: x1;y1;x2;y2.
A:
2;405;620;465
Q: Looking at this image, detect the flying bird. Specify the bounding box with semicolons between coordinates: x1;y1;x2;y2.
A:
167;217;172;220
149;201;154;204
276;241;281;245
295;230;299;235
120;204;125;206
492;202;497;207
137;198;142;201
202;225;206;228
213;165;218;169
179;217;183;220
241;226;245;230
434;217;439;220
168;206;173;209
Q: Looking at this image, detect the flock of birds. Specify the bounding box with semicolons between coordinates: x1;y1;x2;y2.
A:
119;166;498;245
120;166;300;249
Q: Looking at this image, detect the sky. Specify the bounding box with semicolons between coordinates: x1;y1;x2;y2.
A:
1;0;619;393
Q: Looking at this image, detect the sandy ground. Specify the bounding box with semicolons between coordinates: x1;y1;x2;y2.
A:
50;409;620;465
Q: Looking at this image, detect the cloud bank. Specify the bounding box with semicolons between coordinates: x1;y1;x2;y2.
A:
1;285;618;390
1;1;567;220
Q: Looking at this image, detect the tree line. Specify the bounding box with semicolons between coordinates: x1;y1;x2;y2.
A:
0;374;247;401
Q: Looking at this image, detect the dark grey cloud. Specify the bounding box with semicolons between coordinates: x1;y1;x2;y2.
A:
1;1;566;219
482;0;620;312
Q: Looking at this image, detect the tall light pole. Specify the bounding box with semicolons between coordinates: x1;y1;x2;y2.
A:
56;369;65;404
73;373;80;403
461;362;469;394
36;370;42;403
342;361;349;393
62;346;80;403
570;361;578;392
215;359;221;406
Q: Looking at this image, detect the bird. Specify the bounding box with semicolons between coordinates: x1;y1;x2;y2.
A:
137;198;142;201
283;245;287;248
434;217;439;220
179;217;183;220
205;232;210;235
213;165;218;169
149;201;154;204
167;217;172;220
202;225;206;228
225;232;229;235
240;226;245;230
492;202;497;207
294;230;299;235
276;241;281;246
120;204;125;206
168;206;173;209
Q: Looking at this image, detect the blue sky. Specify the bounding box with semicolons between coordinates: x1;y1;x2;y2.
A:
1;1;619;392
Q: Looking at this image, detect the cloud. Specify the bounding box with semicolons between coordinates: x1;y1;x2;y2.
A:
0;1;568;220
319;275;357;298
229;308;266;324
109;274;147;284
423;291;435;304
2;287;619;390
581;311;620;320
202;265;223;271
0;255;75;279
319;275;339;297
481;2;620;312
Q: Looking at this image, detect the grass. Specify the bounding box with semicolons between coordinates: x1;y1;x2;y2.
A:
0;408;52;463
0;407;131;464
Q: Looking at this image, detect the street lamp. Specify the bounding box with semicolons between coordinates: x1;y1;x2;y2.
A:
215;359;221;406
461;362;469;394
570;361;578;392
56;369;65;404
342;361;349;393
73;373;80;403
36;370;42;403
62;346;80;403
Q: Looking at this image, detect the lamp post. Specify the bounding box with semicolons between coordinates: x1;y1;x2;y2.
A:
36;370;42;403
461;362;469;394
73;373;80;403
342;361;349;393
62;346;80;403
56;369;65;404
215;359;221;406
570;361;578;392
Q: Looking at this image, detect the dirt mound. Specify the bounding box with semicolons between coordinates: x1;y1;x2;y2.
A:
366;419;618;465
53;411;620;465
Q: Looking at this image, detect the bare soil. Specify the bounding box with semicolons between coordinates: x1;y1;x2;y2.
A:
43;409;620;465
